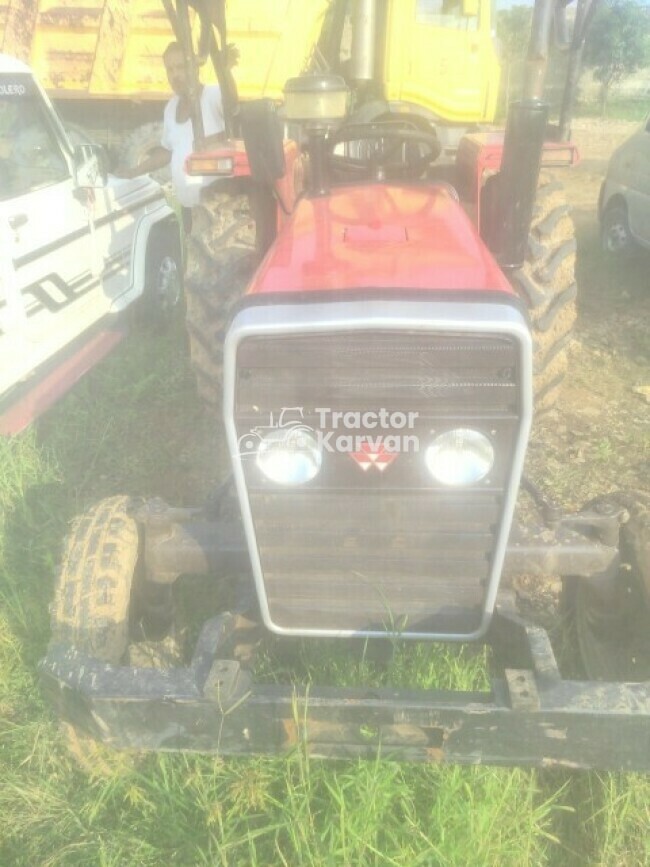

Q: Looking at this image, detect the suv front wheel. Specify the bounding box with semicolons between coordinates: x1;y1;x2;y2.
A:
601;200;634;254
141;220;184;326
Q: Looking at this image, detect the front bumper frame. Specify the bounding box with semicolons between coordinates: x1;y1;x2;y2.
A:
40;603;650;772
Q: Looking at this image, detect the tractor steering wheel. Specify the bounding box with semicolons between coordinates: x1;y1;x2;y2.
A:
328;123;441;183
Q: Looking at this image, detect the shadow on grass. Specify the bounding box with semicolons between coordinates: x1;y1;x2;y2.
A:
0;322;215;668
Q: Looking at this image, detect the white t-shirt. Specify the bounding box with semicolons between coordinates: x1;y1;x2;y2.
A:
161;84;225;207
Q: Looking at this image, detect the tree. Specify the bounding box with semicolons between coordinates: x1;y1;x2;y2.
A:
496;5;533;106
584;0;650;114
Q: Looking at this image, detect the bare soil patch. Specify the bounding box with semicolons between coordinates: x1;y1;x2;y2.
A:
530;119;649;498
517;118;649;620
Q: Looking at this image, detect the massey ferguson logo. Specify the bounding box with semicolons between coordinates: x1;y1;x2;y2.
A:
238;406;419;473
349;441;399;473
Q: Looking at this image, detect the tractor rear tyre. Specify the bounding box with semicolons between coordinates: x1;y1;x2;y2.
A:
510;173;577;415
573;491;650;682
184;182;256;413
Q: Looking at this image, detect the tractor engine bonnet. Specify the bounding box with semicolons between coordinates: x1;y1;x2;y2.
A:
224;297;532;641
246;184;515;296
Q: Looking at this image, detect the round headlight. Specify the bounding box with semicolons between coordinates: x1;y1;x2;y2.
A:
256;427;322;485
425;429;494;486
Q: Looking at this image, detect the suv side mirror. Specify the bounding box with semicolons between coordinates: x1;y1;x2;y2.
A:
73;143;108;188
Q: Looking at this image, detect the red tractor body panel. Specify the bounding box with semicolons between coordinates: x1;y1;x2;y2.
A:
247;184;515;297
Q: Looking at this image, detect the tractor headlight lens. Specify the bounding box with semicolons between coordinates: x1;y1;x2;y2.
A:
425;429;494;486
256;428;322;485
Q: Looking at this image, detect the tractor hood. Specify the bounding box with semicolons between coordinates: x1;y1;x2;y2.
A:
247;184;515;297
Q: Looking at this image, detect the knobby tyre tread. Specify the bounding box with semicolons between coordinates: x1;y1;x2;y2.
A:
51;496;139;663
50;496;141;775
573;491;650;681
185;186;256;412
509;173;577;415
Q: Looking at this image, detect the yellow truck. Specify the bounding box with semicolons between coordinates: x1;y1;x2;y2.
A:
0;0;500;151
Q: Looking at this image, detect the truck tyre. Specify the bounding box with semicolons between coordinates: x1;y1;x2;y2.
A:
573;491;650;682
510;174;577;415
120;122;170;185
140;218;184;327
184;183;256;412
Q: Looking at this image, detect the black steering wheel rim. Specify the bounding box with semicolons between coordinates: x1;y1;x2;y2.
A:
328;123;441;182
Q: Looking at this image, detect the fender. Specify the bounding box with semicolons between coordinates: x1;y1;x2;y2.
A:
186;138;303;237
111;198;178;314
456;132;580;232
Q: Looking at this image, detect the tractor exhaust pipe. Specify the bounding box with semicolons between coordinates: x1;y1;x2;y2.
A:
485;99;549;269
350;0;377;83
483;0;556;268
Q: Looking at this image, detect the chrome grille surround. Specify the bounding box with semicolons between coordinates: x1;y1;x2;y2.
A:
224;298;532;641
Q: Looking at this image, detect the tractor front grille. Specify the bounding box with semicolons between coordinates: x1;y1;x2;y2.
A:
230;317;527;639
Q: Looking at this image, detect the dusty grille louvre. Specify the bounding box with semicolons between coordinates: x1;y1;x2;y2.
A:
235;330;522;637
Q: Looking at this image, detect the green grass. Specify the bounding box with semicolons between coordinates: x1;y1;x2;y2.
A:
495;97;647;126
574;98;649;123
1;320;649;865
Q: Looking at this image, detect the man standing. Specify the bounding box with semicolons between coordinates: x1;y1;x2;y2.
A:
118;41;237;230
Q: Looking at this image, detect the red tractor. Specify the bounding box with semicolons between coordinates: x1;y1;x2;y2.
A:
41;0;650;770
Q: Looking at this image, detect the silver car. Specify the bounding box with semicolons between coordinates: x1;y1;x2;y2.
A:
599;114;650;254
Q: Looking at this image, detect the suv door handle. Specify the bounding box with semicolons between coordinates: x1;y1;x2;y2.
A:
8;213;28;230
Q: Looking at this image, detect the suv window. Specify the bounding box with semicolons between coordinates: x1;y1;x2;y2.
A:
0;76;69;202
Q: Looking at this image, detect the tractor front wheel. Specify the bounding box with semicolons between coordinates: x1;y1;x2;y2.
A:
510;174;577;415
50;497;180;774
573;492;650;681
50;497;139;774
51;496;139;663
185;183;257;413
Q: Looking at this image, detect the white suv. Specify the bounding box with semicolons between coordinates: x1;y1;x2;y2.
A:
599;115;650;254
0;54;183;433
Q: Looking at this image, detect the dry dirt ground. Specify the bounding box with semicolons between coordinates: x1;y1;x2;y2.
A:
526;119;649;504
517;118;650;618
